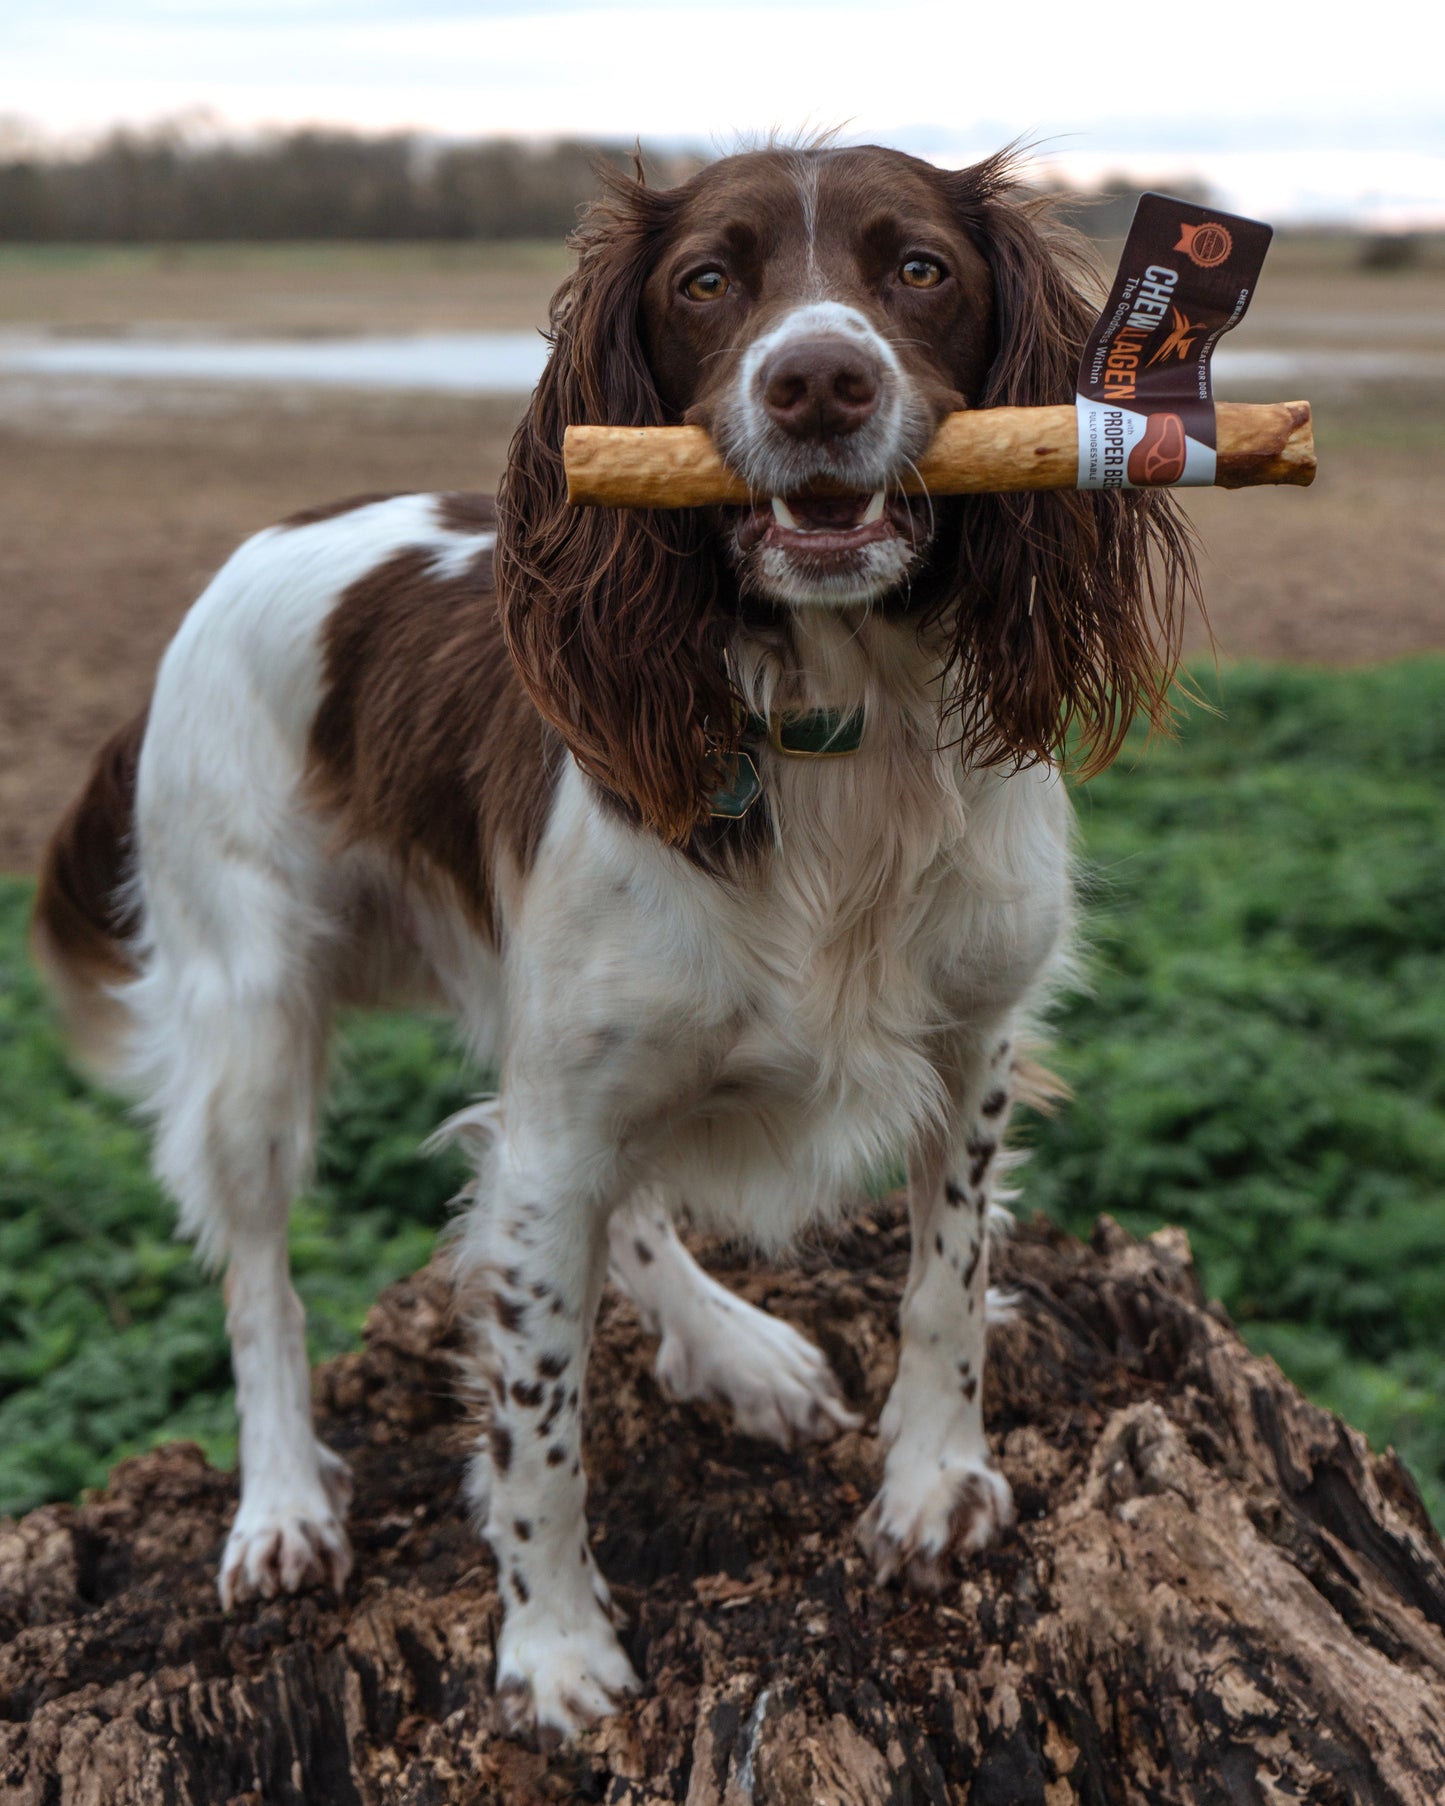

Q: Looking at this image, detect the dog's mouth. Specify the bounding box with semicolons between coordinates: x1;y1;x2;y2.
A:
733;490;925;560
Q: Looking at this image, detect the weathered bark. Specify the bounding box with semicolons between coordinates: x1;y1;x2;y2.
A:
3;1207;1444;1805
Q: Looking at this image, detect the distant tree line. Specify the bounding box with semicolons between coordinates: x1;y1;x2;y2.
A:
0;124;704;242
0;120;1232;246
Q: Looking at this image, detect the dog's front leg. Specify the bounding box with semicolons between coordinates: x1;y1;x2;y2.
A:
608;1191;861;1448
858;1033;1017;1590
453;1128;639;1743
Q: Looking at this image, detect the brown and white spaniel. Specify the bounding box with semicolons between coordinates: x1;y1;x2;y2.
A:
34;143;1191;1741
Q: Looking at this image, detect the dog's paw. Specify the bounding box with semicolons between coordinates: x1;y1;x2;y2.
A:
494;1601;640;1745
857;1454;1014;1593
219;1487;352;1609
655;1295;861;1451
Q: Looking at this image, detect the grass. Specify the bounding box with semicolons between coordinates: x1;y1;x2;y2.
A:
0;902;475;1512
1;658;1442;1522
1030;660;1445;1517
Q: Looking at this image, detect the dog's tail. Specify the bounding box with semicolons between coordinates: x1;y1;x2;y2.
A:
31;711;148;1084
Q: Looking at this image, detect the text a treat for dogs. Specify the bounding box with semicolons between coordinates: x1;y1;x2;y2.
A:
563;194;1314;510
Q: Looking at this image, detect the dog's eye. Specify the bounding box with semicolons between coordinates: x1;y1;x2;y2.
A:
899;258;945;289
683;268;731;302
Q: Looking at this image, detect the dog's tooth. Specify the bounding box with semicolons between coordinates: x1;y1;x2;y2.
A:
771;496;801;529
861;490;886;525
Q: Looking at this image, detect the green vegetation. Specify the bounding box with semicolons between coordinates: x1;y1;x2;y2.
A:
1030;660;1445;1519
2;660;1442;1522
0;895;474;1513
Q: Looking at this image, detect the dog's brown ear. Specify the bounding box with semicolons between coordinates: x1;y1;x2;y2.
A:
938;155;1197;776
496;167;737;842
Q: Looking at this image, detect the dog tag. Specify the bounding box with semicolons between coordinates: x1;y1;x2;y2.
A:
708;750;763;819
1076;194;1273;489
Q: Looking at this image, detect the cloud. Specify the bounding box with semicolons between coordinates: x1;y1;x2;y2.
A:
3;0;1439;213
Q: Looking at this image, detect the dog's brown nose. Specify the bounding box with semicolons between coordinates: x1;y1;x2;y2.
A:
759;337;882;440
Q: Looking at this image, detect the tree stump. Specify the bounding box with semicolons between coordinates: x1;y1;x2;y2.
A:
3;1206;1444;1804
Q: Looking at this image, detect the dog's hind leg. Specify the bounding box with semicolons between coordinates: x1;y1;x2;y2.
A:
129;817;351;1609
141;955;350;1606
608;1192;860;1448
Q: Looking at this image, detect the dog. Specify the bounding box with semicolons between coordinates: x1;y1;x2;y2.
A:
33;143;1191;1740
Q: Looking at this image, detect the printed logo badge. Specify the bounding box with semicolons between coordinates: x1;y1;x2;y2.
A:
1175;220;1235;269
1147;307;1205;367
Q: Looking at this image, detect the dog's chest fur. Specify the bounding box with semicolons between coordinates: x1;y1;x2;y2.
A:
509;614;1073;1243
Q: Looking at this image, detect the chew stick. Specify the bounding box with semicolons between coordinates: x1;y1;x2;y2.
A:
563;401;1315;508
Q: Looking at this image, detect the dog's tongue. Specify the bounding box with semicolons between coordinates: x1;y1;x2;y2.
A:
786;493;866;529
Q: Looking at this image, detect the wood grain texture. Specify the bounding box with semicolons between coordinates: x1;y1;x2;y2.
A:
3;1206;1442;1804
564;401;1317;507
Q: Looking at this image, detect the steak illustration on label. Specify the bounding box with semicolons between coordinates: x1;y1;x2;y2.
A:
1127;412;1188;486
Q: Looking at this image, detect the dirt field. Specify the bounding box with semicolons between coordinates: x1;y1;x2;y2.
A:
0;241;573;335
3;239;1443;873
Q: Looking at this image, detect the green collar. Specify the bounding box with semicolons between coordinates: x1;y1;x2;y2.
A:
708;707;866;820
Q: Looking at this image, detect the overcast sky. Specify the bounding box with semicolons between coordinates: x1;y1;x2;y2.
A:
5;1;1443;222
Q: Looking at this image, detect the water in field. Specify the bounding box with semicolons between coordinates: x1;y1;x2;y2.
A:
2;329;1441;395
0;330;551;393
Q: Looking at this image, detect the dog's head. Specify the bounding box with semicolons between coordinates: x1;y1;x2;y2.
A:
641;146;994;610
498;145;1193;841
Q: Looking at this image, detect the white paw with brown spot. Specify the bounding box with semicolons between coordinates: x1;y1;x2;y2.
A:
857;1452;1014;1593
655;1293;861;1450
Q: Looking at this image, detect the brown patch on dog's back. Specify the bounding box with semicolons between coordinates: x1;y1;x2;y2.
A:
434;493;498;535
281;492;401;529
307;536;561;938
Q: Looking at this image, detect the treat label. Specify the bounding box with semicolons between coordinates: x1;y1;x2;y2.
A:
1076;194;1273;489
